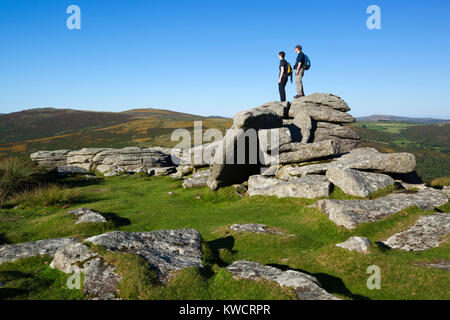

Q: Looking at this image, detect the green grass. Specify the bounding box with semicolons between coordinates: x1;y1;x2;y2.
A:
0;176;449;300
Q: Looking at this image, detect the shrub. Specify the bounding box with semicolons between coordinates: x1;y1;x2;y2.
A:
0;158;46;204
11;184;80;208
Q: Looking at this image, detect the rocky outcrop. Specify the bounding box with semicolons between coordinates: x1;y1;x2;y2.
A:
85;229;203;281
290;93;351;112
382;213;450;251
326;168;395;197
50;243;120;300
32;147;177;175
248;174;330;199
229;224;284;234
30;150;71;171
311;189;448;229
226;260;339;300
336;237;372;253
0;238;78;264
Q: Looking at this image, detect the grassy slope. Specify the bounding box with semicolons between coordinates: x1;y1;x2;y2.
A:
1;176;449;300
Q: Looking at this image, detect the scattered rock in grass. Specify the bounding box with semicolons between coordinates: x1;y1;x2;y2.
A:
50;243;120;300
67;208;107;224
0;238;78;264
148;166;177;177
414;260;450;272
195;195;201;200
336;237;372;253
103;170;121;177
229;224;284;234
85;229;203;282
326;168;394;197
311;189;448;229
382;213;450;251
183;169;211;188
168;192;175;196
226;260;339;300
170;165;194;179
248;174;330;199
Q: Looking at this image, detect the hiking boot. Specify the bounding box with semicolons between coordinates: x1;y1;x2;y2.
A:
294;95;304;99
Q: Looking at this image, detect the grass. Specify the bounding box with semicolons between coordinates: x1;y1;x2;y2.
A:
431;176;450;187
9;184;81;209
0;175;449;300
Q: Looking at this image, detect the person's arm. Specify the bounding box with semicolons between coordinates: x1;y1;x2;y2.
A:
278;66;284;83
296;56;302;75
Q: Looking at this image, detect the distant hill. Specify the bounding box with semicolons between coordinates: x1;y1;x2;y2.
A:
0;107;232;159
357;115;449;124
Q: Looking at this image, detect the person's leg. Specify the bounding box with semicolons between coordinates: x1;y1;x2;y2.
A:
296;68;305;97
279;78;287;102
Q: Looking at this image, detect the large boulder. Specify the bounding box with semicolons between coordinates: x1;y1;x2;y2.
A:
277;140;338;165
207;129;261;190
326;168;395;197
232;107;283;130
248;174;331;199
311;189;448;229
85;229;203;281
226;260;339;300
276;148;417;179
256;101;290;118
382;213;450;251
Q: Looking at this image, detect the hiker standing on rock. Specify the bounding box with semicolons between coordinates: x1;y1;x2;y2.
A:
278;51;292;102
294;45;306;98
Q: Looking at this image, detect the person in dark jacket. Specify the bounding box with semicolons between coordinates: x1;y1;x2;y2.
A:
278;51;288;102
293;45;305;98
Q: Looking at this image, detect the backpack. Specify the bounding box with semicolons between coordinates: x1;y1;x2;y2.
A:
304;54;311;70
286;62;293;82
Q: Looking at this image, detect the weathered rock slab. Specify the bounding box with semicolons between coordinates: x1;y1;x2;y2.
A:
382;213;450;251
226;261;339;300
233;107;282;130
326;168;395;197
85;229;203;281
67;208;107;224
0;238;78;264
336;237;372;253
230;224;284;234
291;93;351;112
248;175;330;199
311;190;448;229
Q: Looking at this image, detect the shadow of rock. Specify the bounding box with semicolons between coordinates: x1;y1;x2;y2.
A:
0;233;9;245
267;263;370;300
205;236;236;268
99;212;132;227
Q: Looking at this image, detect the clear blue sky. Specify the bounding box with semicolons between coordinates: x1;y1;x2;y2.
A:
0;0;449;118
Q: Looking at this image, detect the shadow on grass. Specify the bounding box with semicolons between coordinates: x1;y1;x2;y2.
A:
101;212;132;227
0;271;34;300
205;236;237;268
267;264;370;300
58;176;105;189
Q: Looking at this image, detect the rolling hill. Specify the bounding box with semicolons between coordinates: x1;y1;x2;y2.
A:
357;115;449;124
0;107;232;160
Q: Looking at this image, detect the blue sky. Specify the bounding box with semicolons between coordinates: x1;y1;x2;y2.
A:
0;0;449;118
